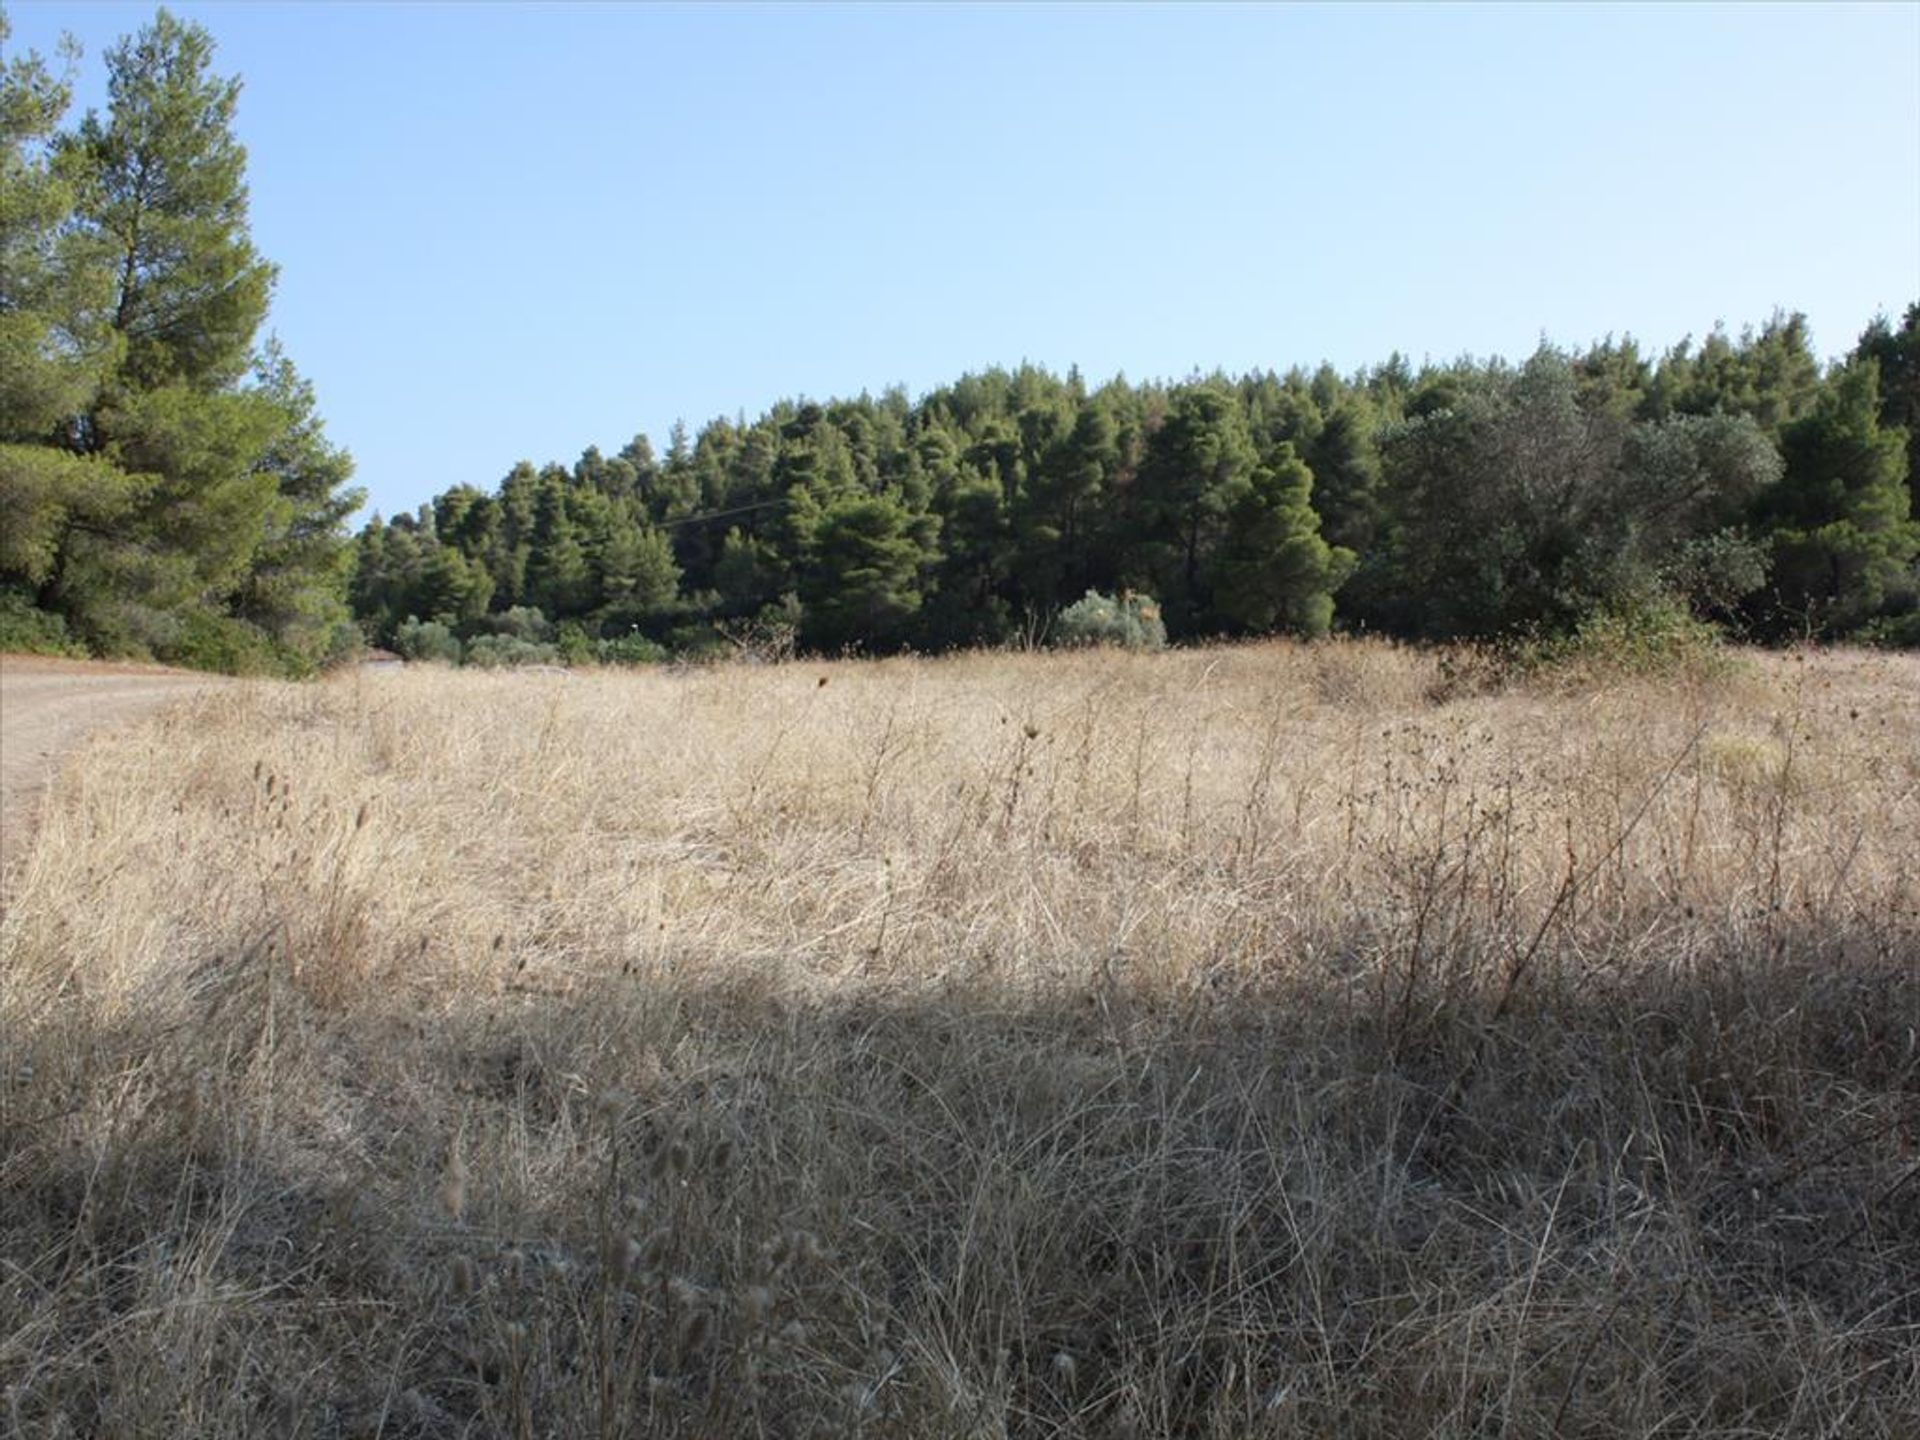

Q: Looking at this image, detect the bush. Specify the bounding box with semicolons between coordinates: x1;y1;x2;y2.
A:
1053;590;1167;650
0;590;86;657
462;634;559;668
157;609;282;676
392;616;462;665
478;606;553;643
1859;608;1920;649
1512;597;1731;683
555;622;594;666
598;630;669;666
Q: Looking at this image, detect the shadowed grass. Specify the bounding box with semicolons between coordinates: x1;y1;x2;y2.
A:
2;640;1916;1436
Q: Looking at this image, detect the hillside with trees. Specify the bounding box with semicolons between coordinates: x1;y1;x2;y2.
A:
3;10;1915;672
352;309;1919;665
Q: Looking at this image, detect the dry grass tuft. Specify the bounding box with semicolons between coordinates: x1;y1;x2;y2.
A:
2;639;1916;1436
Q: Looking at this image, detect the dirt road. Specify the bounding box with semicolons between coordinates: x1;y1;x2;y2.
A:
0;656;218;884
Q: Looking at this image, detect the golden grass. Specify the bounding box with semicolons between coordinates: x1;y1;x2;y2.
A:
2;640;1917;1437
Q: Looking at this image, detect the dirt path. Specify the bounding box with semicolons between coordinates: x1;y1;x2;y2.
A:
0;656;219;885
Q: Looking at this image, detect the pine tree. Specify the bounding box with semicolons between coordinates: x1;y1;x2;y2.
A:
70;9;274;392
594;511;680;628
523;469;591;619
3;10;357;667
1213;442;1355;637
1853;304;1920;516
1129;384;1257;631
230;344;362;662
1760;360;1917;636
799;492;937;652
0;16;134;612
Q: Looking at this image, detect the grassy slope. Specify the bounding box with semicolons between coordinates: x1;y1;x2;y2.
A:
1;641;1916;1437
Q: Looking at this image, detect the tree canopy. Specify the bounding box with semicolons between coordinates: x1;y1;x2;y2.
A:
3;10;1913;669
0;7;359;671
348;314;1915;661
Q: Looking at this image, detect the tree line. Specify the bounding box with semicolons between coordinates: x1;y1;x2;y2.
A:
355;306;1918;662
4;10;1915;672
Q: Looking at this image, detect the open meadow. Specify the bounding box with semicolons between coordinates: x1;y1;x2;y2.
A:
2;641;1917;1438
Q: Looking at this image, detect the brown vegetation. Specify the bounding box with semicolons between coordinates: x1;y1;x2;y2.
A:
1;641;1916;1437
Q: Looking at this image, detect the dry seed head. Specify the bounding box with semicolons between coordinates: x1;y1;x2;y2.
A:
667;1276;703;1307
1051;1351;1078;1386
591;1088;627;1125
766;1233;794;1271
639;1228;671;1271
661;1138;692;1180
448;1254;478;1299
741;1284;774;1326
679;1307;713;1354
503;1321;528;1351
778;1319;808;1347
439;1150;468;1221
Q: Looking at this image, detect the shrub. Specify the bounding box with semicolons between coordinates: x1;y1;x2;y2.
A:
1053;590;1167;650
462;634;559;668
555;622;595;666
157;609;283;676
1512;597;1731;683
1859;608;1920;649
392;616;462;665
598;630;669;666
479;605;553;643
0;589;86;657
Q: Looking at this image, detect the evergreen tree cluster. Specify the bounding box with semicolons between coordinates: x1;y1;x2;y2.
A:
4;10;1915;671
0;9;361;672
354;310;1919;661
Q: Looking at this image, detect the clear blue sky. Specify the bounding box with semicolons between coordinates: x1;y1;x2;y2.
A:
10;2;1919;521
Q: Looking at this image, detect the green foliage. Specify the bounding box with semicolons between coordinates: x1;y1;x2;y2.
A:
597;630;669;666
462;633;559;668
67;8;275;391
335;296;1914;658
554;621;593;666
0;14;118;440
478;605;552;643
1053;590;1167;650
1853;304;1920;516
1364;352;1781;640
798;492;936;652
0;10;357;672
391;616;460;665
1129;384;1258;628
0;587;85;655
1859;608;1920;649
1759;360;1918;638
155;608;279;675
1212;442;1355;638
1511;597;1731;683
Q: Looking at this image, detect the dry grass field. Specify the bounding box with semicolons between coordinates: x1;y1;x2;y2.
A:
2;641;1917;1438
